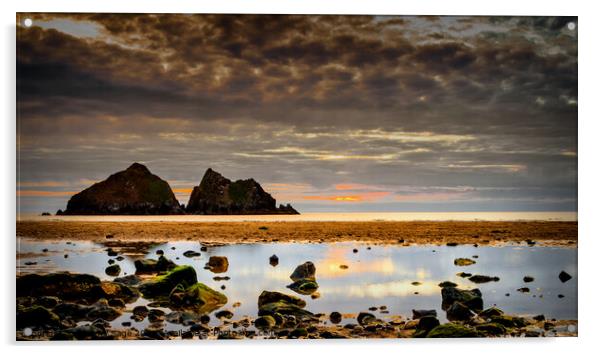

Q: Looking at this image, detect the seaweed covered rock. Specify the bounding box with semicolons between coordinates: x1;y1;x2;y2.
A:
62;163;183;215
287;261;319;295
257;290;314;320
168;283;227;313
258;291;306;308
138;266;198;298
287;279;319;295
426;323;479;338
186;168;298;215
475;322;507;336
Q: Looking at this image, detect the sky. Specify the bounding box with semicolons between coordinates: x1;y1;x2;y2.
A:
16;14;578;214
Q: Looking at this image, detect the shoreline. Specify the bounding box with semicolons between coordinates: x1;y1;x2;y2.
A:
17;220;578;246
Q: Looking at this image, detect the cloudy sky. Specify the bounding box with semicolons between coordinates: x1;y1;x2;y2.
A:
16;14;577;214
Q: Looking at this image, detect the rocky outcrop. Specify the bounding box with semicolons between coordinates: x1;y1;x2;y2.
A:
185;168;299;215
61;163;183;215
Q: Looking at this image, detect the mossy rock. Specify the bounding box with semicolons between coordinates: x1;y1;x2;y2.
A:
258;300;314;319
100;281;140;303
258;291;306;308
475;322;507;336
139;266;197;298
426;323;479;338
288;327;309;338
168;282;227;313
287;279;319;295
490;315;527;328
441;287;483;311
255;315;277;329
479;307;504;319
17;305;61;329
454;258;476;266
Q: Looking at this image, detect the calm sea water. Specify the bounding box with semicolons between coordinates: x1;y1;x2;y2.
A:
18;211;577;222
17;239;577;332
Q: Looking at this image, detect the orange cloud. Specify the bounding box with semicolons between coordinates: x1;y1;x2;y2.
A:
302;191;390;202
17;190;77;197
17;181;69;187
334;183;379;191
172;188;193;194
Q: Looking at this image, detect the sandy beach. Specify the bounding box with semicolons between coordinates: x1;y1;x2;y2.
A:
17;220;577;246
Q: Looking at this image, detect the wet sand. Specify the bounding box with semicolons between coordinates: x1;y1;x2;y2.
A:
17;221;577;246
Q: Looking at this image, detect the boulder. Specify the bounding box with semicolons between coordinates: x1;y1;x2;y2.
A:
205;256;229;273
413;315;440;337
186;168;298;215
255;315;276;329
329;311;342;324
62;163;183;215
138;266;198;298
446;301;473;321
290;261;316;281
441;286;483;311
287;279;319;295
269;254;279;266
134;256;176;274
17;272;105;302
105;264;121;276
17;305;61;329
168;283;228;313
479;307;504;319
258;291;306;308
357;312;377;326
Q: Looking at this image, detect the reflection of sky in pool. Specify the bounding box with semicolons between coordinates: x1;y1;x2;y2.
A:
17;239;577;330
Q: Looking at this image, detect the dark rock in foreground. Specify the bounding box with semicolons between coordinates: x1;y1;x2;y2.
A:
61;163;183;215
186;168;298;215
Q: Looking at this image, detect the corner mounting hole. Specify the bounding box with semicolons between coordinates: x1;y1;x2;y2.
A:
567;22;575;31
23;18;32;27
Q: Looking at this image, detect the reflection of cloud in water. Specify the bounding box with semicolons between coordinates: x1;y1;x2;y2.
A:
321;280;441;298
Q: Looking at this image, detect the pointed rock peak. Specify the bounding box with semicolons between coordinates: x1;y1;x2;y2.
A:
126;162;151;174
201;168;230;185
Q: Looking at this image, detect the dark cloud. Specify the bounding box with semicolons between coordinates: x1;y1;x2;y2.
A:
16;14;577;213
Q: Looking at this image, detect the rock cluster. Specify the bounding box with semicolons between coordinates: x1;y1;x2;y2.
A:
59;163;298;215
186;168;299;215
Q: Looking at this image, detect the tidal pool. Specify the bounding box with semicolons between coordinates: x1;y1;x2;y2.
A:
17;239;577;331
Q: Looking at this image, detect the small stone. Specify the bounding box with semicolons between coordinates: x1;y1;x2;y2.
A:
558;271;572;283
523;276;535;283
